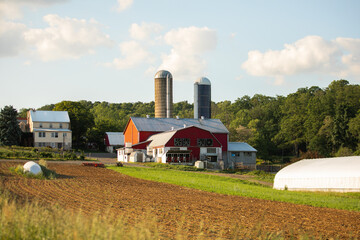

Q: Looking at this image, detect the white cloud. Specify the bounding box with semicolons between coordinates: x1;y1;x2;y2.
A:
0;20;28;57
0;0;67;20
242;36;360;84
106;41;152;69
116;0;133;12
159;26;217;80
335;37;360;76
129;22;163;41
24;14;113;61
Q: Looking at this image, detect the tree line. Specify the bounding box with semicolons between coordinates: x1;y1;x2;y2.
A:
10;79;360;161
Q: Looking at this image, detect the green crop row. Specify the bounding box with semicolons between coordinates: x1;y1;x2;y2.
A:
0;146;85;161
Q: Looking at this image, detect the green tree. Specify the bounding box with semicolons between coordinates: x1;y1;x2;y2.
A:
274;89;311;156
173;101;193;118
37;104;55;111
0;106;22;146
349;111;360;142
54;101;94;148
18;108;30;118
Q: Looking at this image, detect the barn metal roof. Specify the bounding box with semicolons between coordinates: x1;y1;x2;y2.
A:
30;110;70;123
228;142;257;152
105;132;124;146
130;117;229;133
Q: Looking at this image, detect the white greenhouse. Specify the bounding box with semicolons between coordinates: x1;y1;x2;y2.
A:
273;156;360;192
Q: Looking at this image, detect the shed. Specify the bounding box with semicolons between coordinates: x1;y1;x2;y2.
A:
273;156;360;192
228;142;257;170
105;132;124;153
129;151;145;163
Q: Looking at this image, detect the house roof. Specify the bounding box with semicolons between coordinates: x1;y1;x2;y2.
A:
228;142;257;152
30;110;70;123
128;117;229;134
105;132;124;146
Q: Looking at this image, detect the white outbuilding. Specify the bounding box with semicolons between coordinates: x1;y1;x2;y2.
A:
273;156;360;192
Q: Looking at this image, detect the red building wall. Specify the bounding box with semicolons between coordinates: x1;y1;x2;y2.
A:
139;131;160;143
104;134;110;146
213;133;228;152
165;126;222;160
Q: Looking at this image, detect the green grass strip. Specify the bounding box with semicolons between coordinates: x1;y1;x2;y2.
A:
108;166;360;212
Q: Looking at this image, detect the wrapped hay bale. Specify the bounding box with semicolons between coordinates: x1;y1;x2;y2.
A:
23;161;42;175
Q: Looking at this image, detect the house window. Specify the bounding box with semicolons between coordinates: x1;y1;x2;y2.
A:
38;132;45;138
59;123;63;129
244;152;252;157
231;152;240;157
39;123;43;128
51;132;58;138
158;148;163;154
51;142;56;148
49;123;53;128
63;133;67;137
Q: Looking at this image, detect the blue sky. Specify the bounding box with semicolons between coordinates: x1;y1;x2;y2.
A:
1;0;359;110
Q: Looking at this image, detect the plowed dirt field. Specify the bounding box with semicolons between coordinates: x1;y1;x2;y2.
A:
1;161;359;239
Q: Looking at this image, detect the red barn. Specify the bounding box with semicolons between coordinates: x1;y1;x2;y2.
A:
132;125;223;163
123;117;229;155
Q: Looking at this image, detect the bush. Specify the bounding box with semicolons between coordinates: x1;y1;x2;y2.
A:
291;150;324;163
145;162;203;171
38;159;48;168
39;152;54;158
335;147;354;157
79;150;85;160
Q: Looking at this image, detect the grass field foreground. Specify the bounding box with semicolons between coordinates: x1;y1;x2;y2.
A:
108;166;360;212
0;191;161;240
0;190;286;240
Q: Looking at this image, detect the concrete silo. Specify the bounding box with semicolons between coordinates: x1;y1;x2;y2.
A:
154;70;173;118
194;77;211;119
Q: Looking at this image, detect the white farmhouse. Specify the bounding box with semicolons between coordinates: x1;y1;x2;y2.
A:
27;110;72;150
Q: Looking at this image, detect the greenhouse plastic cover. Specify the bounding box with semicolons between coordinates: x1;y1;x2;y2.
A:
273;156;360;192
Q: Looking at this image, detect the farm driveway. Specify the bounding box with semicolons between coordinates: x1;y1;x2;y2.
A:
0;161;359;239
